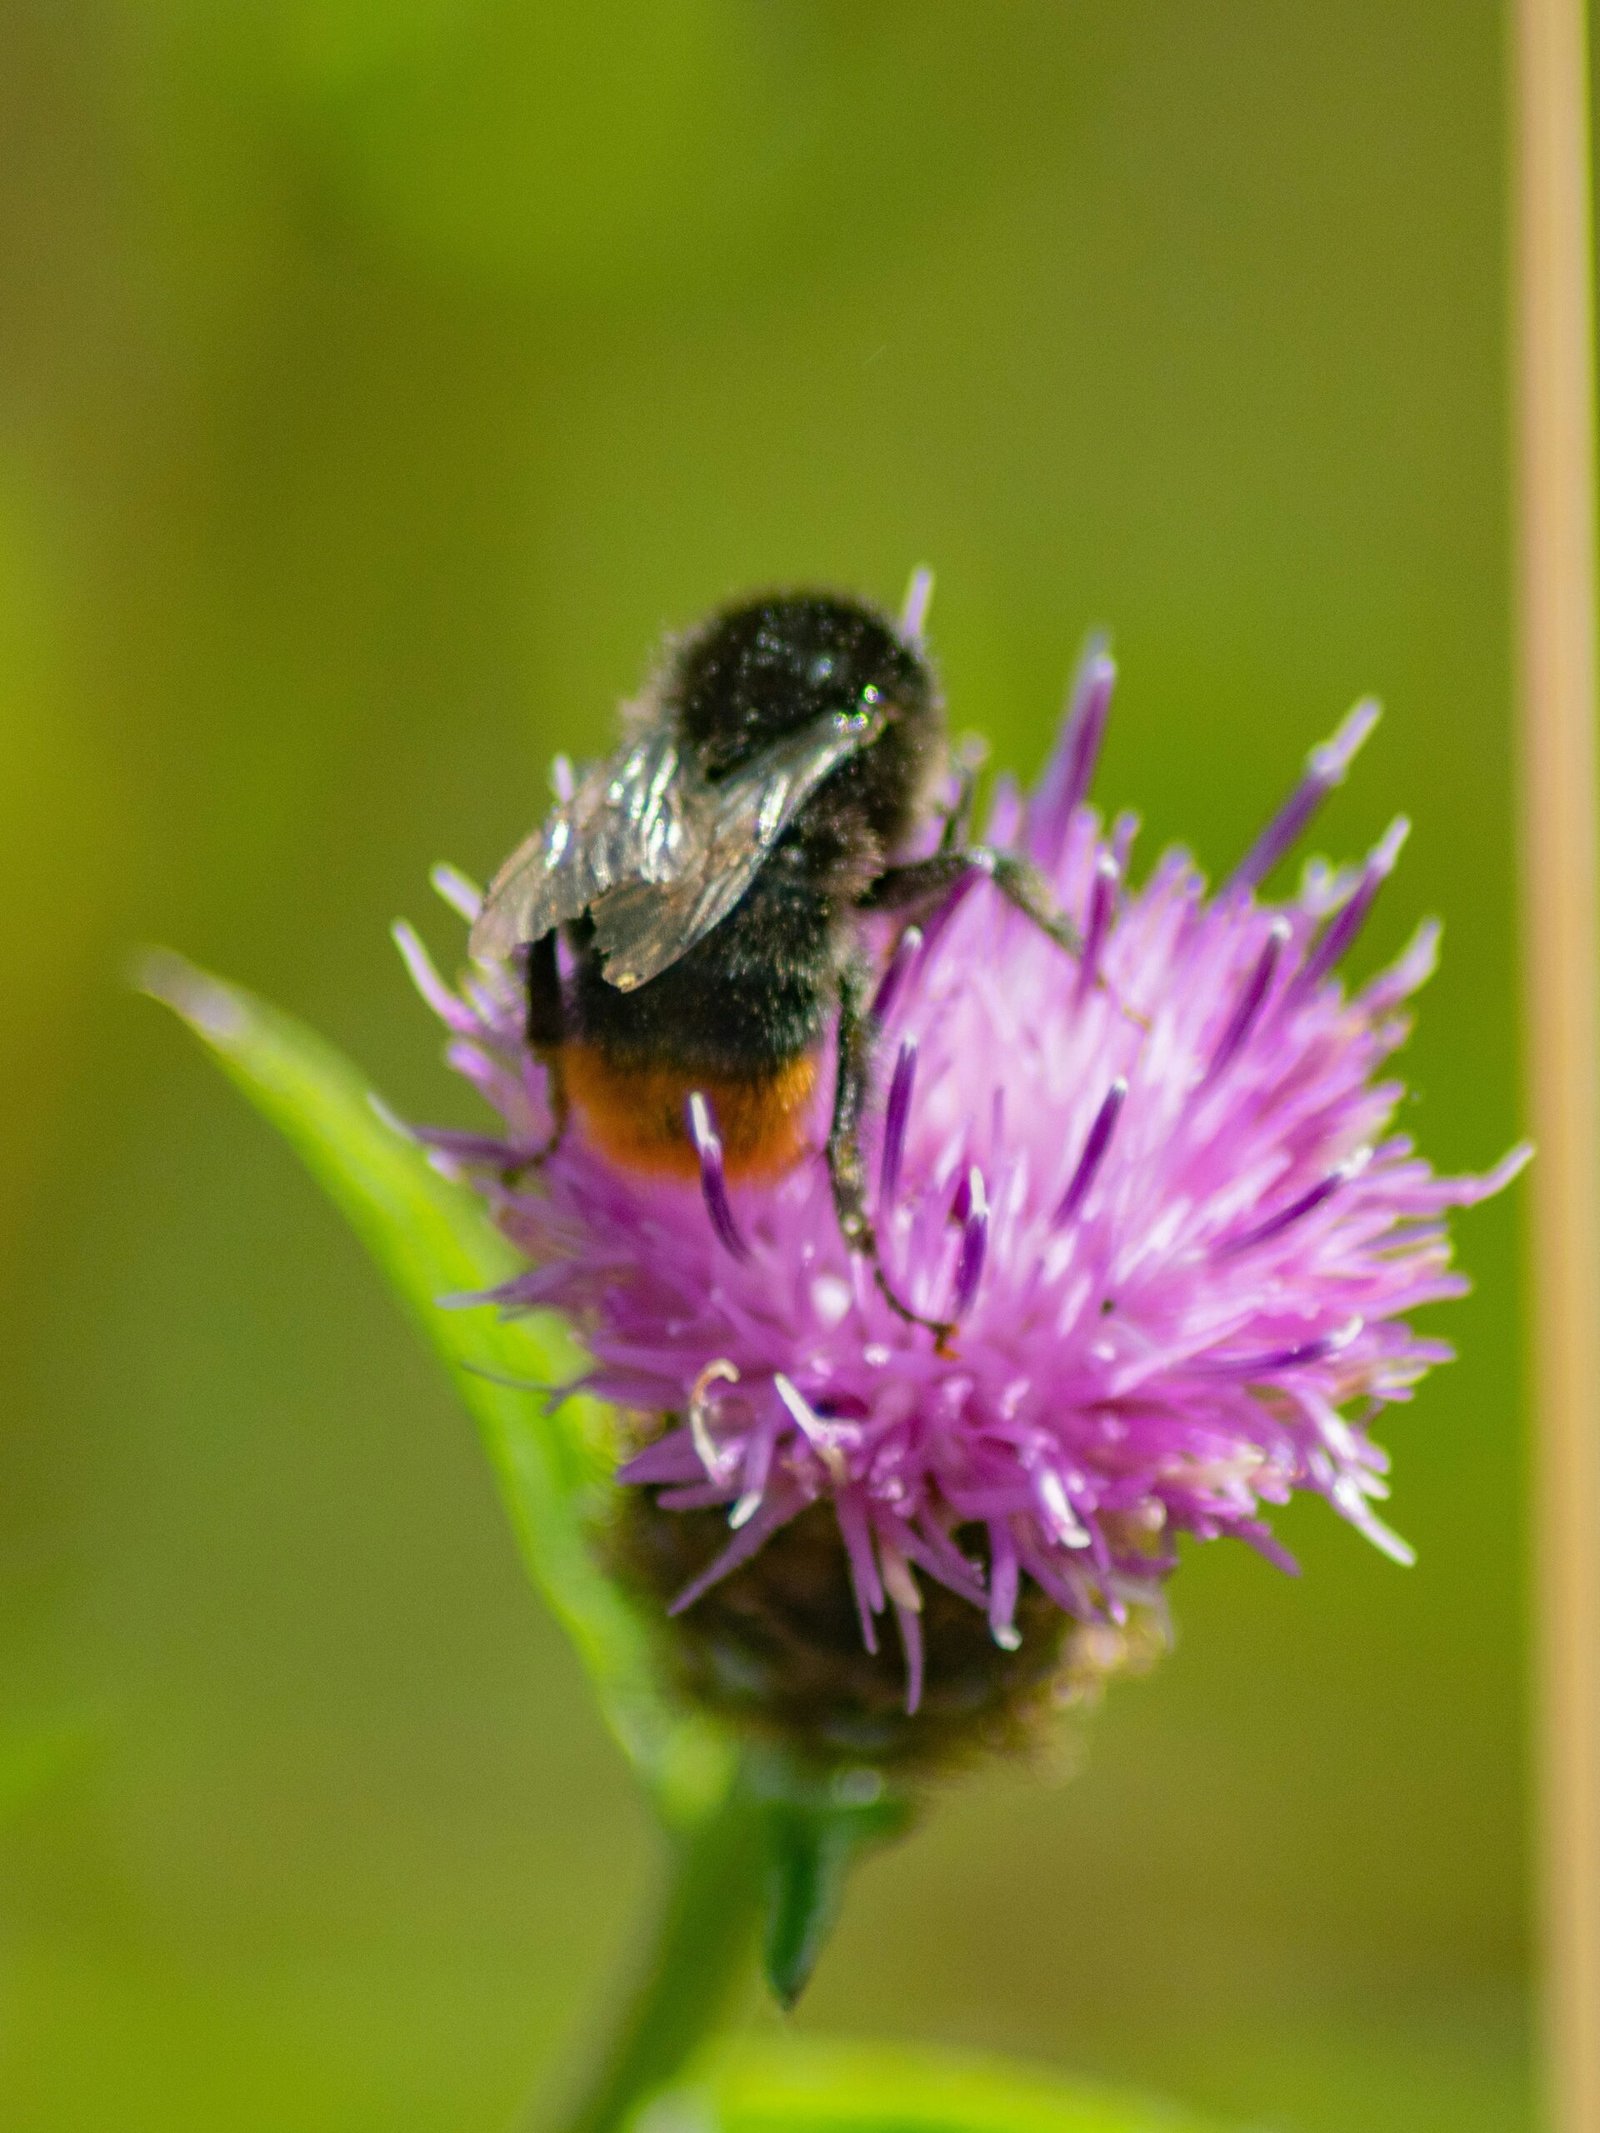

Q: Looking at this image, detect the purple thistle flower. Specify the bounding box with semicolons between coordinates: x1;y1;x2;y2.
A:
399;655;1526;1768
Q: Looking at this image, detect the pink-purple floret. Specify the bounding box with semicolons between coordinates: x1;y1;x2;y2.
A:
398;655;1526;1716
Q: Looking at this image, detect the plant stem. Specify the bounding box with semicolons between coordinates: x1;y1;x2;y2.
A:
542;1781;764;2133
1514;1;1600;2128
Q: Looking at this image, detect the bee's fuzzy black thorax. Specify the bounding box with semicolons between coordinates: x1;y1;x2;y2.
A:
669;593;943;873
672;592;935;770
564;589;942;1102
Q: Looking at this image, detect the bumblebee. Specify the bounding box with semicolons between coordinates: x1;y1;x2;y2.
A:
472;586;1082;1330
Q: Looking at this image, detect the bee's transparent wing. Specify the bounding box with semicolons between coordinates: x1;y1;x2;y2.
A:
468;729;701;962
590;704;887;990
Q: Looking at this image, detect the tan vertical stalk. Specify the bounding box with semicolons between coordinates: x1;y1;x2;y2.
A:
1514;0;1600;2127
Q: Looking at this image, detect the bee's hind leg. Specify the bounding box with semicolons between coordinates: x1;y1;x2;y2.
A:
507;931;569;1176
827;959;952;1344
859;847;1084;959
861;850;1148;1039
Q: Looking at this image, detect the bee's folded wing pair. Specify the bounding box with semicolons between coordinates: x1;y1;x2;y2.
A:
468;705;886;990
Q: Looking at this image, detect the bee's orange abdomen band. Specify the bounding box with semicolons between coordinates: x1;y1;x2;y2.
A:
561;1045;819;1181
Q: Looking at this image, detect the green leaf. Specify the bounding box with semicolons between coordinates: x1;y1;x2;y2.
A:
138;950;730;1825
760;1803;854;2012
655;2037;1232;2133
756;1773;915;2010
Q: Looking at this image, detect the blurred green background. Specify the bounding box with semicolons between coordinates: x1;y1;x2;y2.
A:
0;6;1528;2129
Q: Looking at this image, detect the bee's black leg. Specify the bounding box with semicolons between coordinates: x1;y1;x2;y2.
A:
937;738;985;854
526;930;565;1048
828;959;953;1342
511;931;569;1176
860;848;1085;960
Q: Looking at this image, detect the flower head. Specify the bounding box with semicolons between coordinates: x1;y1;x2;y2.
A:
399;641;1525;1770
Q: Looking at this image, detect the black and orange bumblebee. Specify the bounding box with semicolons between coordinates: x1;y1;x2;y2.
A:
471;587;1083;1329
